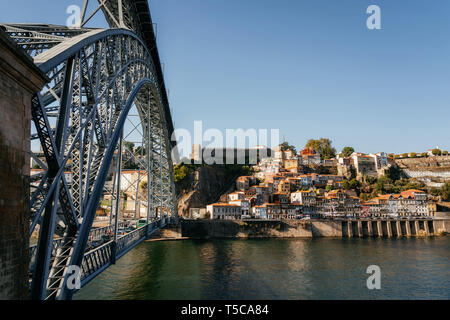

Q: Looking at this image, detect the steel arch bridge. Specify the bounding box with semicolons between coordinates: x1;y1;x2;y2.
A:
1;0;178;300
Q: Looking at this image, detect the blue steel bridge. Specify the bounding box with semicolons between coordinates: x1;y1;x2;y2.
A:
1;0;178;300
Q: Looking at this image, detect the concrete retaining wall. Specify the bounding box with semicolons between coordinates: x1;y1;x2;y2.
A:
179;218;449;240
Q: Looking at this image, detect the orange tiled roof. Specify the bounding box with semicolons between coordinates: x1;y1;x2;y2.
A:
208;203;240;207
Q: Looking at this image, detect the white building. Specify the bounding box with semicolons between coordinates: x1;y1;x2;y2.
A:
206;203;242;220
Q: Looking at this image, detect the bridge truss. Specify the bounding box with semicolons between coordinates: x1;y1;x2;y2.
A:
1;0;177;300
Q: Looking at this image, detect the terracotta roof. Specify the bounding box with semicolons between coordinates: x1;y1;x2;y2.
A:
208;203;240;207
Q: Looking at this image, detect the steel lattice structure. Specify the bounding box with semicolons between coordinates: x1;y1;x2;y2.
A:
1;0;177;300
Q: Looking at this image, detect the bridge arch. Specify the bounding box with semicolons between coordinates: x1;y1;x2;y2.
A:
25;27;176;300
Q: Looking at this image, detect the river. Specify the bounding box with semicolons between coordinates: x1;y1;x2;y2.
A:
75;237;449;300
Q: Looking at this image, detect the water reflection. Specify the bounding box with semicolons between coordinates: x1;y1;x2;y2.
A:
75;237;450;300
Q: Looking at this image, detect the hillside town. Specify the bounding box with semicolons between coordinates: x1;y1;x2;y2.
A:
205;144;442;220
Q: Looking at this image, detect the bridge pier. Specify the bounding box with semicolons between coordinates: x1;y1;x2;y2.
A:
0;31;47;300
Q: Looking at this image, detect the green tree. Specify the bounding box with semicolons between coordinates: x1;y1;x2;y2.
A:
365;176;377;185
340;146;355;158
443;151;449;156
375;175;392;194
360;193;370;201
349;178;360;190
402;153;409;158
135;146;146;156
279;141;296;154
342;179;350;190
123;140;135;152
305;138;336;160
440;183;450;201
173;164;194;183
410;152;417;158
432;148;442;156
421;152;428;157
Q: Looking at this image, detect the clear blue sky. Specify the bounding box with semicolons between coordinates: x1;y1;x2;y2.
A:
2;0;449;155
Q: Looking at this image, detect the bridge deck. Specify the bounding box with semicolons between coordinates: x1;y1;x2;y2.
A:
30;217;171;295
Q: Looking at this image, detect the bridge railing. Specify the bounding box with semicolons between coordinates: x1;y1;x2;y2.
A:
79;218;163;287
29;222;126;265
80;241;114;285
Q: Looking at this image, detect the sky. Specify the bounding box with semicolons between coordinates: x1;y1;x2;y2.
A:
1;0;449;156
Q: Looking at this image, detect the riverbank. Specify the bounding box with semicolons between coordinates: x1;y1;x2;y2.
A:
172;218;450;239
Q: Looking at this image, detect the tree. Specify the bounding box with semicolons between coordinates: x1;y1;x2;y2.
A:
440;183;450;201
375;175;392;194
432;148;442;156
365;176;377;185
360;193;371;201
173;164;194;183
135;146;146;156
410;152;417;158
305;138;336;160
123;140;135;152
401;153;409;158
349;178;360;190
421;152;427;158
443;151;449;156
340;146;354;158
279;141;296;154
342;179;350;190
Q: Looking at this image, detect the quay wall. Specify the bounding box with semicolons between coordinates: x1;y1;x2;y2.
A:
179;219;449;239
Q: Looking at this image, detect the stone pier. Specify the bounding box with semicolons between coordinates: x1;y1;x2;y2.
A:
424;221;430;235
406;220;412;236
415;221;420;234
377;221;383;237
367;220;373;236
0;30;48;299
386;220;393;237
357;221;363;237
348;221;353;237
396;221;402;237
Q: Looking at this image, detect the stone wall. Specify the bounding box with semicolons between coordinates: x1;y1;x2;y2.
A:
395;156;450;186
180;218;449;240
182;220;313;239
0;30;47;299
